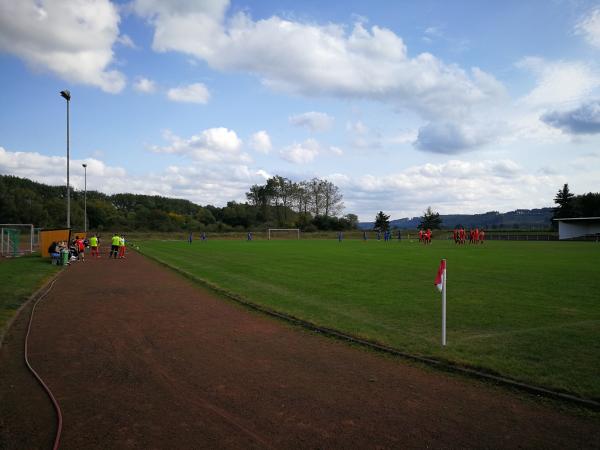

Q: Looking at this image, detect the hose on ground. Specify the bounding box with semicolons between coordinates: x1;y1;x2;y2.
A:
24;277;63;450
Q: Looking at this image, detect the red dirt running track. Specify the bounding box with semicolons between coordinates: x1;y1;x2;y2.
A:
1;250;599;449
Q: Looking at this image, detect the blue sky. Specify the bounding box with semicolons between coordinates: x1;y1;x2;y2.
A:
1;0;600;221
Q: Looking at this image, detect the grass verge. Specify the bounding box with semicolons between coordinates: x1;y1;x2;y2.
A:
0;255;60;337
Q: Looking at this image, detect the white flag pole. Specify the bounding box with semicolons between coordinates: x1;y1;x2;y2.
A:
442;259;447;346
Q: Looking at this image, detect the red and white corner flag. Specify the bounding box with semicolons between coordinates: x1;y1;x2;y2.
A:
434;259;447;346
434;259;446;292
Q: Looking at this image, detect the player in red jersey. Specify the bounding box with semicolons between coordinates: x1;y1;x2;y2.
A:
75;235;85;261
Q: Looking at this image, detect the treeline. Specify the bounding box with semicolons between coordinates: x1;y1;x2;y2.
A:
246;176;357;231
0;175;357;232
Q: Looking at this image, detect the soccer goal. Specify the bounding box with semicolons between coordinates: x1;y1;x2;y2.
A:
268;228;300;240
0;224;35;257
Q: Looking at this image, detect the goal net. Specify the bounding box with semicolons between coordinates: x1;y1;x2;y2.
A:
268;228;300;240
0;224;36;257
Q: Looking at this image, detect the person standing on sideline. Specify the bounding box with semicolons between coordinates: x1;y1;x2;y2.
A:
363;231;367;241
247;232;253;241
188;232;193;244
118;235;126;259
89;234;99;258
75;236;85;261
338;231;343;242
110;233;120;259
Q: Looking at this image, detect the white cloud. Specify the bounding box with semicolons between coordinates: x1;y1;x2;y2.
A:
0;145;264;207
334;159;569;220
280;139;320;164
133;2;505;120
249;131;272;154
346;120;385;149
167;83;210;103
151;128;247;162
133;77;157;93
329;146;344;156
289;112;335;132
0;146;125;189
424;26;442;38
347;121;369;135
256;169;271;180
388;130;419;145
117;34;137;49
0;0;125;93
575;7;600;49
517;57;600;109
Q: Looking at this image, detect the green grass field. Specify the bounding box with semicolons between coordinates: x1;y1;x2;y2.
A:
138;239;600;400
0;256;60;335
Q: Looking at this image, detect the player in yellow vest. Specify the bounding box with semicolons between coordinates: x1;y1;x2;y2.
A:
110;233;120;259
89;235;99;258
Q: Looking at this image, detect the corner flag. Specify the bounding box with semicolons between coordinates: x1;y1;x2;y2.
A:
434;259;447;346
434;259;446;292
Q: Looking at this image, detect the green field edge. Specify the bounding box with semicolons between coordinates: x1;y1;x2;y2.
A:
136;248;600;411
0;268;64;350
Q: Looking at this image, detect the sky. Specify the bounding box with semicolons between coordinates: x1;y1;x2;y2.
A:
1;0;600;221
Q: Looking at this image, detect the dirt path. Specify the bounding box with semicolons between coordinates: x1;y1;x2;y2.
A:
1;250;599;449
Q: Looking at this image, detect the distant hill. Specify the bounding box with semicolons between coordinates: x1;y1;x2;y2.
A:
359;208;555;230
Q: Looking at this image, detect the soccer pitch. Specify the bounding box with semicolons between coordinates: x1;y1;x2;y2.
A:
138;239;600;400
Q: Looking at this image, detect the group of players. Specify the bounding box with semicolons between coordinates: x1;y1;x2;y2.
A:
99;233;128;259
49;233;127;263
418;229;433;244
453;228;485;244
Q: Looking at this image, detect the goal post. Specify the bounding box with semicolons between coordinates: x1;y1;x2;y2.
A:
268;228;300;240
0;224;35;257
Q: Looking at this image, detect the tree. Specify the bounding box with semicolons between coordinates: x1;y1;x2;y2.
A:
246;183;272;222
419;206;442;230
553;183;575;219
270;175;295;225
374;211;390;231
321;180;344;217
575;192;600;217
308;178;325;216
294;181;311;215
342;213;359;229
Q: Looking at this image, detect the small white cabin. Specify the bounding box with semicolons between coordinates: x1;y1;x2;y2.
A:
554;217;600;240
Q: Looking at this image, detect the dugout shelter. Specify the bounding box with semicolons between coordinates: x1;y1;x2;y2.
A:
40;229;71;258
554;217;600;240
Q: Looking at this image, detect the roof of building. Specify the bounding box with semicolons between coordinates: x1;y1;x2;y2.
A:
553;217;600;222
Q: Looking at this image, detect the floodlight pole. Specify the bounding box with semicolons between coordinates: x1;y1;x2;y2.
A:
60;90;71;229
82;163;87;232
